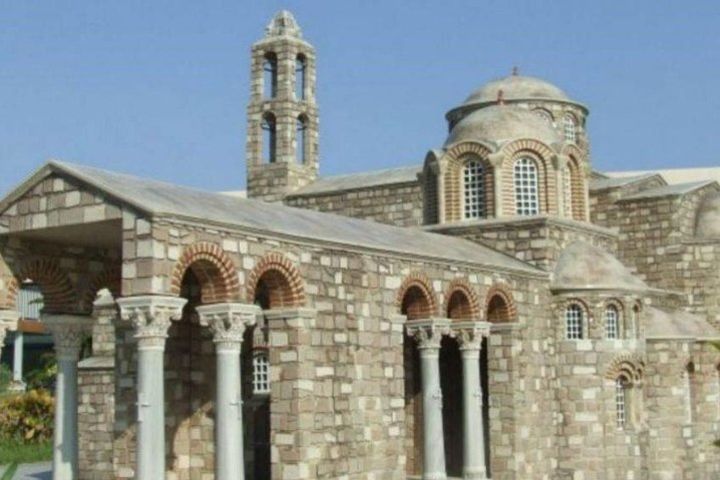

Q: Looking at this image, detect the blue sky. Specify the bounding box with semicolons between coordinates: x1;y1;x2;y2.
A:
1;1;718;195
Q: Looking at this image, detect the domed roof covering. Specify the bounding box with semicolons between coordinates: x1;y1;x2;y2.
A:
463;74;572;106
695;192;720;238
444;105;561;147
265;10;302;38
552;241;649;292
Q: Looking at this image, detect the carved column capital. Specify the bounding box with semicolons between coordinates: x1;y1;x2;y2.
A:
452;321;491;352
406;318;452;350
42;314;92;361
117;296;187;348
197;303;260;350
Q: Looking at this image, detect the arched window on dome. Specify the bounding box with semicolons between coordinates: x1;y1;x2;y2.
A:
295;54;307;100
605;304;620;339
562;163;573;218
262;112;277;163
263;52;278;99
296;115;307;164
533;108;554;125
565;303;584;340
563;114;577;143
463;158;487;219
513;157;539;216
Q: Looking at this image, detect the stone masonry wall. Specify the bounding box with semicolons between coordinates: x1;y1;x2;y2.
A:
285;181;423;228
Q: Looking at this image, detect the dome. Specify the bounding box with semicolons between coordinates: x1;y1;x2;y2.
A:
265;10;302;38
552;241;649;292
463;75;572;106
444;105;561;147
695;192;720;238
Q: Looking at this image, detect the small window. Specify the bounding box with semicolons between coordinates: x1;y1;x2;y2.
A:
563;114;577;143
685;363;695;424
533;108;554;124
514;157;539;216
605;305;620;339
296;115;307;164
253;353;270;395
295;54;307;100
262;113;277;163
615;377;628;428
263;53;278;99
562;164;573;218
463;159;486;219
565;304;584;340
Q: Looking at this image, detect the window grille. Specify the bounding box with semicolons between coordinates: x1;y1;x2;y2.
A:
615;378;628;428
564;114;577;143
563;165;573;218
253;353;270;395
514;157;539;216
565;304;583;340
605;305;619;339
463;160;486;219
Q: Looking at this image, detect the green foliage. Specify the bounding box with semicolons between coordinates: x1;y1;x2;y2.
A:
0;389;54;443
0;364;11;395
25;352;57;391
0;438;52;464
0;462;17;478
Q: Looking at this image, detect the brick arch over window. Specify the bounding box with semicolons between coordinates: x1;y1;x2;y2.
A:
79;264;122;313
443;142;494;223
6;258;78;313
565;155;586;221
445;279;481;321
500;139;557;216
605;353;645;383
247;252;305;309
170;242;240;304
397;273;437;320
485;284;517;323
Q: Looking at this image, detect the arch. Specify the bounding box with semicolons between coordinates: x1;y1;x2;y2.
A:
247;252;305;309
422;150;440;225
565;155;586;221
484;284;517;323
295;53;307;100
79;263;122;313
263;52;278;99
563;112;577;143
442;142;495;223
499;140;556;216
513;156;540;216
8;258;78;313
445;279;481;321
397;273;437;320
560;299;590;340
532;108;554;124
170;242;240;304
605;353;646;383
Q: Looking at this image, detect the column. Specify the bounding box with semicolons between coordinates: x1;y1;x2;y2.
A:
12;330;25;390
453;321;491;480
406;318;451;480
0;310;18;365
42;314;91;480
197;303;260;480
117;296;187;480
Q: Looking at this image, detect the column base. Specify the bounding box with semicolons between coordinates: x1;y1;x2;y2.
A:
462;468;488;480
7;380;26;392
423;473;448;480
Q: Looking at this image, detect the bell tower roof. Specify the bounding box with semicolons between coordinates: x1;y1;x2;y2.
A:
265;10;302;38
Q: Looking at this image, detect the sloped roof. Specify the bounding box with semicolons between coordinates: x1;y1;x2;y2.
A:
0;161;543;276
645;307;720;340
551;241;650;292
619;181;715;201
589;173;663;191
606;167;720;186
288;165;421;196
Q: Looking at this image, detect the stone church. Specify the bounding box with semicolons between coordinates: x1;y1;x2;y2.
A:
0;10;719;480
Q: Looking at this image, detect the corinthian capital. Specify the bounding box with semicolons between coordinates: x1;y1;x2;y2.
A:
196;303;260;347
42;314;92;360
117;296;187;345
406;318;451;350
451;321;491;351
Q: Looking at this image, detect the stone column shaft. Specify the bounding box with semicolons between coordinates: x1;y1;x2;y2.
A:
0;310;18;368
454;322;490;480
197;303;259;480
43;314;90;480
407;318;451;480
117;296;187;480
13;331;24;386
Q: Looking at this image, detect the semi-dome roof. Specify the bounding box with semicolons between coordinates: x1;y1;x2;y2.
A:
463;75;571;106
444;105;560;147
695;192;720;238
552;241;649;292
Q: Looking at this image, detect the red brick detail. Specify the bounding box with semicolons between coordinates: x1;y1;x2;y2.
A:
445;279;481;321
605;353;645;382
485;284;517;323
565;154;587;221
170;242;240;304
7;259;78;313
80;264;122;313
443;142;494;223
500;139;556;216
246;252;305;309
397;273;437;320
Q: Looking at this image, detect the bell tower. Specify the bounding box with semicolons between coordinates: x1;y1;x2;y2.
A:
246;11;319;202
